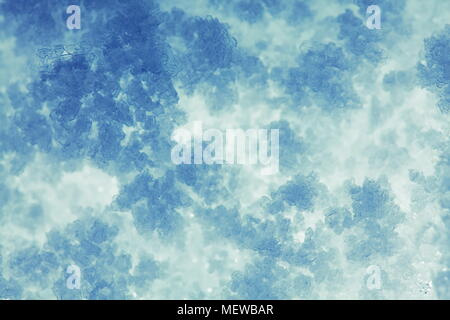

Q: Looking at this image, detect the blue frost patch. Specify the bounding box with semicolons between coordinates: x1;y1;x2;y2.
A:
418;26;450;112
281;43;360;110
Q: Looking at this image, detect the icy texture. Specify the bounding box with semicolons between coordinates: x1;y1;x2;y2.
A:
0;0;449;299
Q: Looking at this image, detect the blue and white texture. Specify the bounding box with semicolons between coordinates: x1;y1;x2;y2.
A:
0;0;449;300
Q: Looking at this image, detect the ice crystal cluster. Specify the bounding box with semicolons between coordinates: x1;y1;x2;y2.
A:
0;0;449;299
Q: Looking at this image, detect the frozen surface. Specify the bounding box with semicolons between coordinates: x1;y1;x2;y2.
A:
0;0;449;299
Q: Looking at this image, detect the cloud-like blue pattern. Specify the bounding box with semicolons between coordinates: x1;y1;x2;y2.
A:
0;0;449;299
